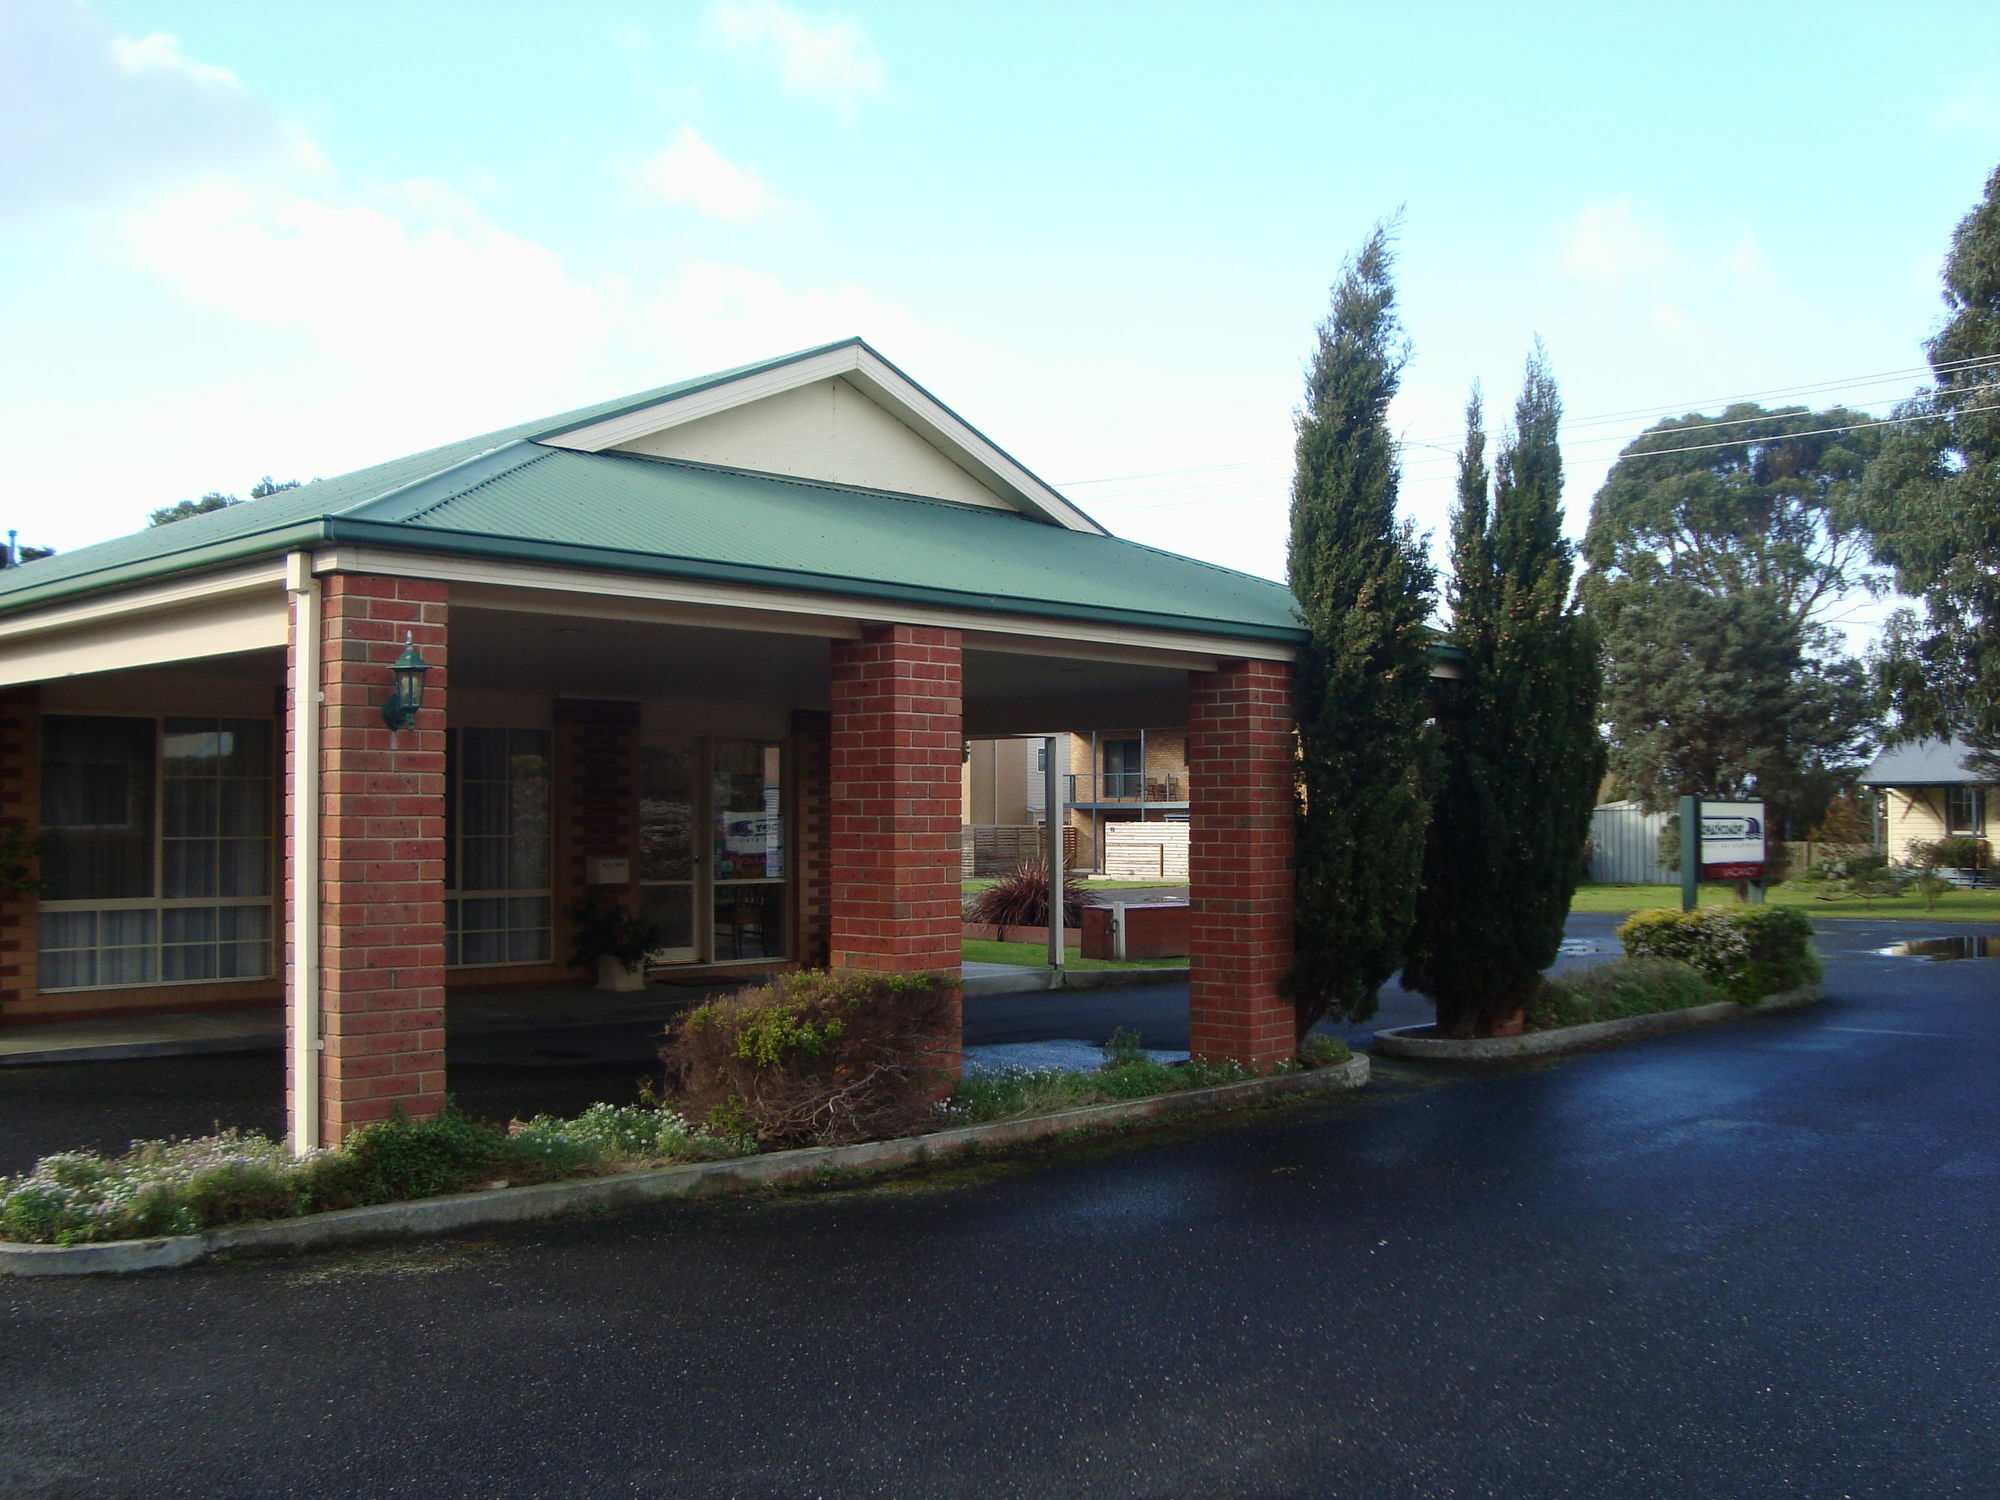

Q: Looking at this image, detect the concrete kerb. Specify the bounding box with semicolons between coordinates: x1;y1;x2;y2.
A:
0;1055;1369;1278
1370;986;1824;1062
959;966;1188;996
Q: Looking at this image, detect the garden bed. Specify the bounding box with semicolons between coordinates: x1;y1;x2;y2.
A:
1372;986;1821;1061
0;1055;1369;1277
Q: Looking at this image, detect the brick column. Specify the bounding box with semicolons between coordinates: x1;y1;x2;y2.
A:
0;687;40;1025
790;708;832;970
1186;658;1296;1071
292;576;449;1144
828;626;963;972
554;699;641;966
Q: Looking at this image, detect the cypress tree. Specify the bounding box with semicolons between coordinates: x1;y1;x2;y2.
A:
1405;349;1605;1038
1285;225;1437;1035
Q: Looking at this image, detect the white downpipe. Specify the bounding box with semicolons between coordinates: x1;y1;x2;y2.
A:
285;552;322;1155
1044;735;1065;970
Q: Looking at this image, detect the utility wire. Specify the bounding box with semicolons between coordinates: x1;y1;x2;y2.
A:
1060;353;2000;494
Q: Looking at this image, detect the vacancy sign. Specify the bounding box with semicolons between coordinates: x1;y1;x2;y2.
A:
1700;802;1767;881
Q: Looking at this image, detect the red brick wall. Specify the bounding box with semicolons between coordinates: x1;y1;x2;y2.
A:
1186;658;1296;1071
299;575;449;1143
828;626;963;975
790;708;832;969
553;698;641;968
0;687;40;1022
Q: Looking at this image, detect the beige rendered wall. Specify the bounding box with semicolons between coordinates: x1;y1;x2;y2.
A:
962;738;1032;826
611;376;1014;510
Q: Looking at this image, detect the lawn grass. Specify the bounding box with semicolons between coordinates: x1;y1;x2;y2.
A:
1570;882;2000;922
962;938;1189;970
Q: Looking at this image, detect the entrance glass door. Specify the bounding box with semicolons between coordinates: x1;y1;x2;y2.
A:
638;740;697;962
638;737;787;964
711;741;785;961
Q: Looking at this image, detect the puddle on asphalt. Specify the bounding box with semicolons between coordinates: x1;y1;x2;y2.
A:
1876;936;2000;961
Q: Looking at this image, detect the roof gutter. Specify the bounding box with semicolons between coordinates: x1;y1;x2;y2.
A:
0;520;334;620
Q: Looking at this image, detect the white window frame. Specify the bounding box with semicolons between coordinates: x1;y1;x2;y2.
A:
38;713;276;992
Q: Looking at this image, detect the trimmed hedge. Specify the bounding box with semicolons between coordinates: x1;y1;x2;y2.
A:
1617;906;1821;1004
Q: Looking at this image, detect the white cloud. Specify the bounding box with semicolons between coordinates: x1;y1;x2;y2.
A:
109;31;240;88
633;128;779;221
1728;230;1775;295
1931;77;2000;138
703;0;884;112
0;0;289;221
1558;198;1672;283
638;260;957;374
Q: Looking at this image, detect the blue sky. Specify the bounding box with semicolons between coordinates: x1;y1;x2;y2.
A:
6;0;2000;635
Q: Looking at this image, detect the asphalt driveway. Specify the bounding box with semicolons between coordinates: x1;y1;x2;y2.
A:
0;914;1979;1175
3;919;1998;1495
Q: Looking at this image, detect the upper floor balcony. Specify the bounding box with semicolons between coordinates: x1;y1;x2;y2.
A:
1065;771;1189;807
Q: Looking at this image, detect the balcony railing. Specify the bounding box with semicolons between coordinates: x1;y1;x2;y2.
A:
1066;772;1189;804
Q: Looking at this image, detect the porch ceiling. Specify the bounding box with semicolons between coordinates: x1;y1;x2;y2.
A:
451;606;831;705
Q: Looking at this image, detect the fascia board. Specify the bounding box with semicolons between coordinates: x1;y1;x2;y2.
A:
0;557;290;642
0;523;329;618
534;343;1106;536
536;345;865;453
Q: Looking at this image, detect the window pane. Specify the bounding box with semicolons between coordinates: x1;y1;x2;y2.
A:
641;883;694;955
460;727;506;782
640;742;696;882
712;741;784;880
460;837;507;892
163;839;218;898
713;883;784;961
40;716;156;900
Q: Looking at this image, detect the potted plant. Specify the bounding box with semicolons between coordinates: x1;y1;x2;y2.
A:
568;896;666;993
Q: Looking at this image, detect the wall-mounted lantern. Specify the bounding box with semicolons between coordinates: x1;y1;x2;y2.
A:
381;632;431;732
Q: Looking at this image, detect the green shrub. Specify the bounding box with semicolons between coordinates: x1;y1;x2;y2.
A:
1617;907;1820;1004
664;969;961;1148
1298;1034;1352;1068
332;1104;511;1203
1784;849;1904;902
950;1051;1258;1123
1525;958;1718;1031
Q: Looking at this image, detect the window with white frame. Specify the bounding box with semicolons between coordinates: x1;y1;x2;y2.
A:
39;715;274;990
444;728;551;967
1947;785;1987;836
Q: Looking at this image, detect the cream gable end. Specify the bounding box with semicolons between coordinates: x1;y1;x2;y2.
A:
607;376;1017;511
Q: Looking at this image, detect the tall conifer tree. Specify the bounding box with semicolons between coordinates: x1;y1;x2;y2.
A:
1285;225;1437;1034
1405;350;1604;1038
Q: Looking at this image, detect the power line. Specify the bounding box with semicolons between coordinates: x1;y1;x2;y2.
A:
1090;400;1993;514
1059;352;2000;495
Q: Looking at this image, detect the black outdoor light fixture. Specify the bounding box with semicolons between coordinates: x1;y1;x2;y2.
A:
381;632;431;732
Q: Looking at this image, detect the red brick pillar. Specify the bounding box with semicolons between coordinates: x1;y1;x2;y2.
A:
1186;658;1296;1071
0;687;40;1024
828;626;963;973
554;698;641;967
300;576;449;1144
790;708;832;970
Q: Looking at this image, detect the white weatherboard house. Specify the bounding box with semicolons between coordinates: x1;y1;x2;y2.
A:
1860;738;1992;860
0;340;1308;1150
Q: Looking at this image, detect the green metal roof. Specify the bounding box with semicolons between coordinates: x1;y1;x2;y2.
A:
0;343;1304;643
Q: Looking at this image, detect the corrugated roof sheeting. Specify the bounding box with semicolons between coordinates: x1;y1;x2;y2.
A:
399;450;1299;634
1860;739;1986;786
